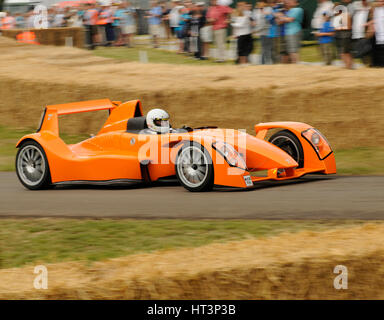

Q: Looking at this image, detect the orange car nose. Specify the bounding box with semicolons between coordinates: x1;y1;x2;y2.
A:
242;135;298;170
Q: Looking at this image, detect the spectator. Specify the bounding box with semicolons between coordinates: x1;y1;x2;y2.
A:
231;1;253;65
0;12;16;30
199;3;212;60
190;3;206;59
83;3;99;50
371;0;384;67
98;4;115;47
15;13;26;29
254;1;272;64
121;1;137;48
206;0;232;62
263;0;280;64
315;12;335;65
169;0;184;37
161;1;172;40
26;10;36;29
147;1;163;48
275;1;289;63
351;0;372;65
113;2;126;46
311;0;334;31
333;0;353;69
278;0;303;64
176;6;191;53
52;8;66;28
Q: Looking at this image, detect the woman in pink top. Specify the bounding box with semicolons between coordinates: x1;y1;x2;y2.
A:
206;0;232;62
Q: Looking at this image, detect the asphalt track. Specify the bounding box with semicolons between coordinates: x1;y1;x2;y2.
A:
0;172;383;219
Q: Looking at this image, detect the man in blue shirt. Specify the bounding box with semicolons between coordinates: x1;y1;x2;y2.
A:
147;1;163;48
278;0;303;63
315;12;335;65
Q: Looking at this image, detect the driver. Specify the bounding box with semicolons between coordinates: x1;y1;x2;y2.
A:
146;108;172;134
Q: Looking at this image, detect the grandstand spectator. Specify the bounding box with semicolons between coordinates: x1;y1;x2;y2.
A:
147;1;163;48
206;0;232;62
315;12;335;65
278;0;303;64
231;1;253;65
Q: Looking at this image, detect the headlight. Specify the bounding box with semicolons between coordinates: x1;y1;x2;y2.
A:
302;128;332;160
212;141;246;169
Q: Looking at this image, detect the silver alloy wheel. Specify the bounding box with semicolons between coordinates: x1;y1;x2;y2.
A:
176;146;209;188
17;145;46;187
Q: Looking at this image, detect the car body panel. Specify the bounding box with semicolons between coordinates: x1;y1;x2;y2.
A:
16;100;336;189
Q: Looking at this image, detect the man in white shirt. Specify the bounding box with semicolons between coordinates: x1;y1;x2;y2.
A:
311;0;334;30
351;0;371;64
169;0;184;37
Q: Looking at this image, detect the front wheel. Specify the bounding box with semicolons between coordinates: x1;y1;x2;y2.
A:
16;140;52;190
175;142;214;192
269;130;304;168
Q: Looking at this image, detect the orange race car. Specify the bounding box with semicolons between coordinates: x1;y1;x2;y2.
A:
15;99;336;192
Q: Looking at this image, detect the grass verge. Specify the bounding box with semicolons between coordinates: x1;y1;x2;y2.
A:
0;218;372;269
1;125;382;174
93;43;322;64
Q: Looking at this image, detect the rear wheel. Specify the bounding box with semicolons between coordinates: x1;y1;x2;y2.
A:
16;140;52;190
175;142;214;192
269;130;304;168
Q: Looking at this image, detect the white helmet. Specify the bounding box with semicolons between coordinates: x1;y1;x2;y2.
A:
146;108;171;133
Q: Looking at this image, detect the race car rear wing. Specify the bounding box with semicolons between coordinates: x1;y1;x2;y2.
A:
37;99;143;136
37;99;119;135
45;99;117;115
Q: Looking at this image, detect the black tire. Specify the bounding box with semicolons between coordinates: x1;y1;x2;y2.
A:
175;141;214;192
269;130;304;168
16;140;52;190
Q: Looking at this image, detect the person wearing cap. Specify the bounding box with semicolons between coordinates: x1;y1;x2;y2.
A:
314;11;335;65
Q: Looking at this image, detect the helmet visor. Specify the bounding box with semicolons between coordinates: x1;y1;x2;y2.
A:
154;118;169;128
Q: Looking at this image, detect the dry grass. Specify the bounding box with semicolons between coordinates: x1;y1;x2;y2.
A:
1;223;384;299
0;36;383;149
